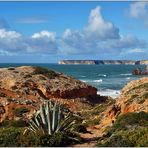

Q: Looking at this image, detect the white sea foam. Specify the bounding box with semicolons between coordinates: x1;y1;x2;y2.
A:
80;75;86;78
120;73;132;76
93;79;103;83
81;80;87;82
97;89;120;99
98;74;107;77
126;77;131;80
80;79;103;83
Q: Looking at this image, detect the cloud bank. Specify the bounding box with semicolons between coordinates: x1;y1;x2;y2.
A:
129;2;148;26
0;5;147;61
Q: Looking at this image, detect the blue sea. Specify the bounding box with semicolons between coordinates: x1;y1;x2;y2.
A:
0;63;146;98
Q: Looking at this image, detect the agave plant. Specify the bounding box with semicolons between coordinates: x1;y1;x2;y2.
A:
24;100;80;136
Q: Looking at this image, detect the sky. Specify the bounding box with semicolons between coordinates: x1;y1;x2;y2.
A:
0;1;148;63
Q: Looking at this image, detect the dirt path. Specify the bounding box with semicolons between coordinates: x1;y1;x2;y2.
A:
71;126;103;147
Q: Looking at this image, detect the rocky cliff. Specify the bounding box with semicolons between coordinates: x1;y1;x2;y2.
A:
0;66;101;122
59;60;148;65
95;77;148;133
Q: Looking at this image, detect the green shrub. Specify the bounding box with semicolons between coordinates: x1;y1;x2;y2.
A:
72;123;87;133
96;134;133;147
0;120;28;128
84;118;100;127
125;128;148;147
0;127;21;147
14;107;29;117
32;67;57;78
108;112;148;134
40;132;67;147
19;132;41;147
96;112;148;147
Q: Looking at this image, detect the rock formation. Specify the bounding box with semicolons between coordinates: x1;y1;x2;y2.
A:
58;60;148;65
0;66;100;122
94;77;148;133
132;65;148;75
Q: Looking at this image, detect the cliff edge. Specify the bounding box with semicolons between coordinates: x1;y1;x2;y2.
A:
0;66;100;122
95;77;148;133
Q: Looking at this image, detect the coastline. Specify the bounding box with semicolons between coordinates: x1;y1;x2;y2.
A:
97;89;120;99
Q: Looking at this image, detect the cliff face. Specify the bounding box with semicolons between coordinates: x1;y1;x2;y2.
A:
58;60;143;65
94;77;148;133
0;66;99;122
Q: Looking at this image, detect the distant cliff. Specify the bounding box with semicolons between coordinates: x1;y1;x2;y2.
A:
58;60;148;65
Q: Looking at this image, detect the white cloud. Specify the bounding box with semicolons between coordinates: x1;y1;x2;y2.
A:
61;6;147;56
0;29;25;53
0;29;21;39
0;5;147;60
126;48;145;53
84;6;119;40
0;29;58;55
129;2;148;26
32;30;56;41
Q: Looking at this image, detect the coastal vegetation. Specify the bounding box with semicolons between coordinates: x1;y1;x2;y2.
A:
0;101;83;147
96;112;148;147
0;66;147;147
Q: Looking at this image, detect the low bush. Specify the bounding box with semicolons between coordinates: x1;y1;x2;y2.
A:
72;123;88;133
40;132;68;147
0;119;28;128
0;127;21;147
0;127;81;147
32;67;57;78
84;118;100;127
96;112;148;147
108;111;148;134
96;134;133;147
14;107;29;117
97;127;148;147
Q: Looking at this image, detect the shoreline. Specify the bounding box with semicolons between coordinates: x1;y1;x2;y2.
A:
97;89;121;99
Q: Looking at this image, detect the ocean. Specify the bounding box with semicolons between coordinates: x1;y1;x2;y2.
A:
0;63;146;98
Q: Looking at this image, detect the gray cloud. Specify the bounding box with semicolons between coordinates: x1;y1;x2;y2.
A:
129;2;148;26
0;29;58;55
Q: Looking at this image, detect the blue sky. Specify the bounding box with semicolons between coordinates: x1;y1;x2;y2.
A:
0;1;148;63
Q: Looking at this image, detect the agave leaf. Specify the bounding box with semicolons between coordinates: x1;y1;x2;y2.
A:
40;104;46;125
55;113;73;132
52;101;57;131
46;101;52;135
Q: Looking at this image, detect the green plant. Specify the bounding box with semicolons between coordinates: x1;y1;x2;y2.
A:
97;112;148;147
18;131;41;147
108;112;148;134
96;134;133;147
24;100;80;136
72;123;87;133
32;67;57;78
0;127;21;147
40;132;66;146
0;119;28;128
14;107;29;117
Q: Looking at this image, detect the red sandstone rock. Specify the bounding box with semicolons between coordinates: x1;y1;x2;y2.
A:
0;66;99;122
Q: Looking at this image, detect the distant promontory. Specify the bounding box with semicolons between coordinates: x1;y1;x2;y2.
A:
58;60;148;65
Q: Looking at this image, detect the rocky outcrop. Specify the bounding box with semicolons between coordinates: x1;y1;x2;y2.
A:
132;65;148;75
94;77;148;133
58;60;146;65
0;66;100;122
59;60;136;65
59;60;148;65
